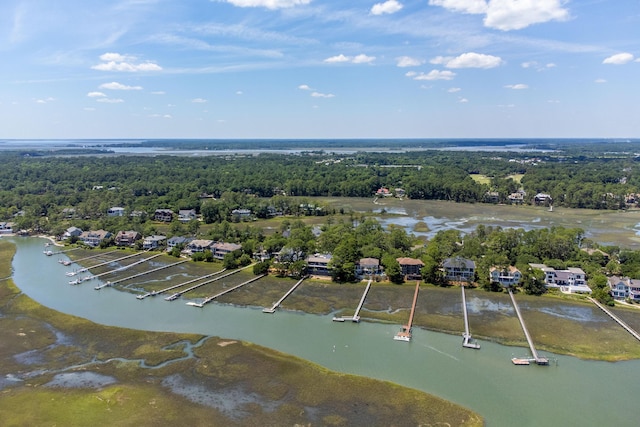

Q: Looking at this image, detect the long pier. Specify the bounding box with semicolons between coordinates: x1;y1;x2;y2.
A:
89;254;163;280
186;275;265;307
66;251;148;276
263;276;306;313
99;259;188;287
333;280;372;323
45;247;80;256
508;288;548;365
394;282;420;342
461;285;480;349
588;297;640;342
60;250;119;266
136;269;226;299
164;268;245;301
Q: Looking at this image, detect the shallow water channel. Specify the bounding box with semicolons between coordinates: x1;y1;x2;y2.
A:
8;237;640;427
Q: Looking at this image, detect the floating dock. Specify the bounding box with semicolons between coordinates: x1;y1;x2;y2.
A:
187;274;265;307
263;276;306;313
394;282;420;342
461;285;480;349
333;279;372;323
588;297;640;342
508;288;548;365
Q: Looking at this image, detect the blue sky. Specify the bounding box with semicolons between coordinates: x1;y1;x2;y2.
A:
1;0;639;139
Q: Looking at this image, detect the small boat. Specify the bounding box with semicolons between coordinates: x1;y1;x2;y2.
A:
511;357;531;365
68;279;79;285
43;250;53;256
165;293;180;301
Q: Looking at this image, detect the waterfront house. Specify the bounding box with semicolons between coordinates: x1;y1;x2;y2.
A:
154;209;174;222
63;226;83;240
178;209;197;222
534;193;553;206
356;258;383;279
0;222;14;234
306;254;333;277
79;230;112;247
489;266;522;287
107;207;125;217
508;190;526;205
143;235;166;250
115;230;141;247
231;208;252;220
397;257;425;280
443;257;476;283
186;239;214;254
529;263;591;293
167;236;192;251
212;242;242;260
607;276;640;301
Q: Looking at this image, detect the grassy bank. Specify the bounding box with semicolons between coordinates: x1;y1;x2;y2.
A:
0;241;482;426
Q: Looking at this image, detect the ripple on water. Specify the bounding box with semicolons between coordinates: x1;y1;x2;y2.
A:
45;371;117;389
162;374;279;420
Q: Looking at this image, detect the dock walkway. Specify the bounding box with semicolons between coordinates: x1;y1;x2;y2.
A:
461;285;480;349
68;251;147;275
263;276;306;313
187;275;265;307
136;269;226;299
508;288;548;365
106;259;188;286
394;282;420;342
164;266;250;301
60;250;119;266
333;280;372;323
588;297;640;342
90;254;162;280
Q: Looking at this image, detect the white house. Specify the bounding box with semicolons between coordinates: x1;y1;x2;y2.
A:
0;222;14;234
186;239;214;254
489;266;522;287
443;257;476;283
178;209;197;222
63;226;83;239
143;235;166;250
79;230;111;247
529;264;591;293
212;242;242;260
608;276;640;301
107;207;125;217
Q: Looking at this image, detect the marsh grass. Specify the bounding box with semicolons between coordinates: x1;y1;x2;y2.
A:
1;241;483;426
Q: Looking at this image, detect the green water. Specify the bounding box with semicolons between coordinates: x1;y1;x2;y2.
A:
8;237;640;426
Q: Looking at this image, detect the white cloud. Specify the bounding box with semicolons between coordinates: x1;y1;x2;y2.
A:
448;87;461;93
149;114;173;119
236;91;243;95
371;0;403;15
459;98;469;103
324;54;375;64
99;82;143;90
96;98;124;103
594;78;607;84
429;0;487;14
396;56;423;67
603;53;634;65
192;98;208;103
92;52;162;72
522;61;556;71
409;70;456;80
298;84;313;90
35;97;55;104
87;91;107;97
324;54;351;63
430;0;570;31
311;92;335;98
352;54;376;64
436;52;503;69
151;91;166;95
221;0;311;9
505;84;528;89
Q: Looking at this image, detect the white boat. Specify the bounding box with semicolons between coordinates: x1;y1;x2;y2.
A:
68;279;79;285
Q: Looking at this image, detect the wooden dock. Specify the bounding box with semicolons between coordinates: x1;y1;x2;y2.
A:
67;251;148;275
60;250;119;266
137;269;226;299
164;267;247;301
461;285;480;349
394;282;420;342
89;254;162;280
105;259;188;287
263;276;306;313
588;297;640;342
186;275;265;307
508;288;548;365
333;279;372;323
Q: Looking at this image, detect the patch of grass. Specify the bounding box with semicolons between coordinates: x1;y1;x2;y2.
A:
469;174;491;185
507;173;525;183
